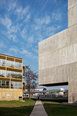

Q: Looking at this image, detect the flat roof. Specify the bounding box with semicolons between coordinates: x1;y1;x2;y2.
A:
0;53;22;59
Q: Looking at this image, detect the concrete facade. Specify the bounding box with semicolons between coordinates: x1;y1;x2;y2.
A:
39;0;77;103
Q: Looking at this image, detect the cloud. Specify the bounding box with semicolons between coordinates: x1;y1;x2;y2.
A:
32;47;38;54
8;34;17;42
46;26;56;32
43;25;61;38
9;47;37;59
33;24;61;43
10;46;19;53
52;11;62;21
0;15;19;42
20;49;31;55
45;16;51;24
1;28;17;42
24;14;31;23
20;49;37;59
0;0;17;12
34;49;38;54
8;26;18;33
15;6;30;19
0;16;12;29
33;15;51;31
8;0;17;11
28;36;35;43
21;28;27;39
35;15;51;26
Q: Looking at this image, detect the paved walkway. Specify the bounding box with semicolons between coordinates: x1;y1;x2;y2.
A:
30;100;48;116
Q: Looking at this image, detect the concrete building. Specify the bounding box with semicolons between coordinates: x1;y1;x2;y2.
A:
39;0;77;103
0;54;24;100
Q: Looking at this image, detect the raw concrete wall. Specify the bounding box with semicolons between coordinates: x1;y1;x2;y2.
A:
39;0;77;103
68;0;77;27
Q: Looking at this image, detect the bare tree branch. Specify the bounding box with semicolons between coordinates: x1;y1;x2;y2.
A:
25;65;38;99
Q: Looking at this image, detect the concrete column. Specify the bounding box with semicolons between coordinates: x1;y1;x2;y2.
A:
68;0;77;27
68;82;77;103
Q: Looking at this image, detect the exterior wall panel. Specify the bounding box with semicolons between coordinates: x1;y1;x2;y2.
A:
0;89;22;100
68;0;77;27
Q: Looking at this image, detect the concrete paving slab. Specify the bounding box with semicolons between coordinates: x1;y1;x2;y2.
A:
30;100;48;116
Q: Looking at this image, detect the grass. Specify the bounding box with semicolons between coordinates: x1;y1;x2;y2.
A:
0;99;35;116
42;101;77;116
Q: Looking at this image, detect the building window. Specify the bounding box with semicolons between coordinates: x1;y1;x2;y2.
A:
11;81;22;89
0;80;10;88
0;70;5;77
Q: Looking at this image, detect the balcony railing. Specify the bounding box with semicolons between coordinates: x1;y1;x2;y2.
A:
0;59;6;66
0;59;22;69
0;70;5;77
7;71;22;79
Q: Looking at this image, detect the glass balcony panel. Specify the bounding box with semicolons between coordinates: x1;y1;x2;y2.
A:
0;70;5;77
0;59;6;66
7;71;22;79
7;71;11;77
11;72;16;78
7;60;14;68
16;72;22;79
11;72;22;79
15;62;22;69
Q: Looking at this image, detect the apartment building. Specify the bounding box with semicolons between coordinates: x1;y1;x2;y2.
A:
0;54;24;100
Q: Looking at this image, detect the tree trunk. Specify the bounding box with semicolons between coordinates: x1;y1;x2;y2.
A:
28;89;31;99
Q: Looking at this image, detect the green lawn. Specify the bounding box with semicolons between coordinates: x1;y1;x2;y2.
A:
42;101;77;116
0;99;35;116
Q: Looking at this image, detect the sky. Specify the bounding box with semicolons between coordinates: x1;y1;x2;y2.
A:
0;0;68;89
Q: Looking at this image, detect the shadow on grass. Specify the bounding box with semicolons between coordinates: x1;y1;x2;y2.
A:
43;103;77;116
40;98;68;103
0;105;34;116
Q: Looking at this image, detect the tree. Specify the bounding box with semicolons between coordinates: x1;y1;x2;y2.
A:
25;65;38;99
